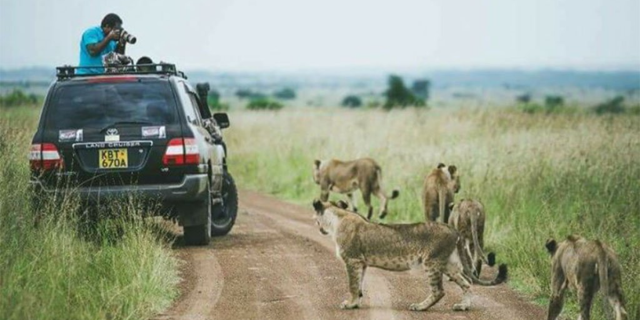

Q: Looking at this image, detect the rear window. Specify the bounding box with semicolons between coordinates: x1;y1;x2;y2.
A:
45;80;178;130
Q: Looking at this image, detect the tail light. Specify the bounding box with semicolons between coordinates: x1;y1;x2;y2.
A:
29;143;64;171
163;138;200;165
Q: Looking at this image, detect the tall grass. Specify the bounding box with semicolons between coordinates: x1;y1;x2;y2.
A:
0;108;180;320
226;108;640;319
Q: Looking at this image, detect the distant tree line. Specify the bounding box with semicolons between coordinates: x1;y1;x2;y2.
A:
0;89;40;107
515;93;639;115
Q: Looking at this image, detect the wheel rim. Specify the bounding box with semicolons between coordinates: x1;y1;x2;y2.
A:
211;178;233;227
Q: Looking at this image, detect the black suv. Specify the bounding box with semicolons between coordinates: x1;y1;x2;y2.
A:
29;64;237;245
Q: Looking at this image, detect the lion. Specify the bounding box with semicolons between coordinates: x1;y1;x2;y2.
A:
312;158;399;220
312;199;507;312
545;235;628;320
422;163;460;223
448;199;495;277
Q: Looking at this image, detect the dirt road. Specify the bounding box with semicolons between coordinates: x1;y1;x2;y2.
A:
155;190;545;320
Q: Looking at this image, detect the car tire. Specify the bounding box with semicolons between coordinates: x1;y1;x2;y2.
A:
210;171;238;237
183;183;212;246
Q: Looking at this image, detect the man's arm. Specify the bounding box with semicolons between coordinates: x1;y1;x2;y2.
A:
87;30;118;57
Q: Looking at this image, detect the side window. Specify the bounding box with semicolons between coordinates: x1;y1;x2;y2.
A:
187;92;203;125
179;83;201;126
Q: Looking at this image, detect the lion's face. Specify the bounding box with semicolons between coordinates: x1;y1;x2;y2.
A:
447;165;461;194
312;199;334;235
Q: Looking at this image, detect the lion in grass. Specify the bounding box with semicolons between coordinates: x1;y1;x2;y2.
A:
545;235;628;320
312;158;399;220
422;163;460;224
312;199;507;312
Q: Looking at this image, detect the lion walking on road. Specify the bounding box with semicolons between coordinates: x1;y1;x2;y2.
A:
312;158;399;220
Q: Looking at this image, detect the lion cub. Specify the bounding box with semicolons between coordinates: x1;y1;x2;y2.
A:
448;199;495;277
312;199;507;312
312;158;399;220
423;163;460;223
546;235;628;320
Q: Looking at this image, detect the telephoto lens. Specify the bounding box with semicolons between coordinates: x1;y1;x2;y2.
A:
119;29;137;44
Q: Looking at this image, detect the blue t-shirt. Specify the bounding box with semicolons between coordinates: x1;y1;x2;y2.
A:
77;26;117;74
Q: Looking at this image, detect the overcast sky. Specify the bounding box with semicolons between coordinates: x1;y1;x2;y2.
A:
1;0;639;71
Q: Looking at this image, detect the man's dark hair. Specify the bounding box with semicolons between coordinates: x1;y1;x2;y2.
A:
101;13;122;28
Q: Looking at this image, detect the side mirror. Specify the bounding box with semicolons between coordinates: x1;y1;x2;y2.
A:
213;113;230;129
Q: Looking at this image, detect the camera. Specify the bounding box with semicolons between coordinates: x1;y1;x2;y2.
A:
116;28;137;44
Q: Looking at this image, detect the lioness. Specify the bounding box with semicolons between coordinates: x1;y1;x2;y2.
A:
448;199;495;277
312;158;399;220
312;199;507;312
546;235;628;320
423;163;460;223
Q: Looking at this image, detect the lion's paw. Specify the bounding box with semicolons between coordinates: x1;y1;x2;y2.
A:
409;303;427;311
340;300;360;310
453;303;470;311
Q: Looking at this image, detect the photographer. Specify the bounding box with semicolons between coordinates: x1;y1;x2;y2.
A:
77;13;126;74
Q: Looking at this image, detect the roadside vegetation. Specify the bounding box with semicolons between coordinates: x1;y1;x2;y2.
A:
0;107;180;320
227;107;640;319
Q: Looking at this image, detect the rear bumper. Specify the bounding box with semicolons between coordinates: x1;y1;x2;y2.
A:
30;174;209;203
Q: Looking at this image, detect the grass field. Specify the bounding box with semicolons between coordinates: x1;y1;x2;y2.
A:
0;107;180;320
226;107;640;319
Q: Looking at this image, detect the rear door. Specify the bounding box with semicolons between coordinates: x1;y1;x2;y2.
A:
40;77;186;187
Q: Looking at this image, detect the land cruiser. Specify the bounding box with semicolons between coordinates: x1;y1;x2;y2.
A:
29;64;237;245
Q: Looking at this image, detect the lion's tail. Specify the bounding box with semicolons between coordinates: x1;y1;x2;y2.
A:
470;210;495;267
376;167;399;200
596;241;609;296
456;236;507;286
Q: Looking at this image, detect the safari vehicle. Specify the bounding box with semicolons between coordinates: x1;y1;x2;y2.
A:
29;64;237;245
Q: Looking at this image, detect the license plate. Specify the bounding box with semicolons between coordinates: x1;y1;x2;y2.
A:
99;149;128;169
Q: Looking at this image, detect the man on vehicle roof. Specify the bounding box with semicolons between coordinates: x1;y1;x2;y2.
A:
77;13;125;75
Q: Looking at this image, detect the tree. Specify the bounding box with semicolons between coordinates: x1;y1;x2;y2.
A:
246;98;283;110
411;79;430;101
383;75;425;109
235;89;265;100
594;96;626;115
516;93;531;104
341;95;362;108
273;88;296;100
545;95;564;108
207;89;228;111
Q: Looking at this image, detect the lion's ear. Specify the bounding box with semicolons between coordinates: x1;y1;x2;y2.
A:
545;238;558;255
312;199;324;213
437;163;446;169
448;165;457;175
336;200;349;210
314;159;321;169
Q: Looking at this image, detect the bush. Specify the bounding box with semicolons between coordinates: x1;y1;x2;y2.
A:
0;89;40;107
207;90;229;111
519;103;545;114
544;95;564;111
594;96;626;115
235;89;266;100
246;98;283;110
341;95;362;108
516;93;531;104
273;88;296;100
411;79;430;100
383;75;425;109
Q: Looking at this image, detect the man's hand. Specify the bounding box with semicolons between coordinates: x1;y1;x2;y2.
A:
107;29;120;41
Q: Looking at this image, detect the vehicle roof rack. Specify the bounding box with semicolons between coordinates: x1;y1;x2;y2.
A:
56;63;188;80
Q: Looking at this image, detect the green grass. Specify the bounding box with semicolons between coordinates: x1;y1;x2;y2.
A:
226;108;640;319
0;107;180;320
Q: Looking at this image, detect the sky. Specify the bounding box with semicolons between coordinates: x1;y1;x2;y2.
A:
0;0;639;71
